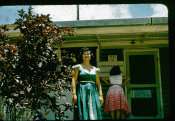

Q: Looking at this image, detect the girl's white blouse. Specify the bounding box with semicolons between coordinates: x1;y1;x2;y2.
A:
109;75;122;85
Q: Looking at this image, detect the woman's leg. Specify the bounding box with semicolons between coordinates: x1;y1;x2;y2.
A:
111;111;115;119
116;110;120;119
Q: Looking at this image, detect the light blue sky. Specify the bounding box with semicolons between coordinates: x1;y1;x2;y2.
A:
0;4;168;25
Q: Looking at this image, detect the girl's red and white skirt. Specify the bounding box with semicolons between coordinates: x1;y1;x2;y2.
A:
104;85;131;115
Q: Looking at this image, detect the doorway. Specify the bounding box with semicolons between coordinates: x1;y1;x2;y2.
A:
124;49;164;119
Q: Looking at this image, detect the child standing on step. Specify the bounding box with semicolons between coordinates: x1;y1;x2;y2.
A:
102;65;131;119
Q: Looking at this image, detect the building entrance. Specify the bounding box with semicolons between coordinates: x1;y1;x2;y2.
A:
124;49;164;119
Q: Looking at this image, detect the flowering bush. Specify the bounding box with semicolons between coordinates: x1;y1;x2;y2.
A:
0;7;75;121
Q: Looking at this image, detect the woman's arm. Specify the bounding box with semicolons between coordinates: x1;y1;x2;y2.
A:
121;76;130;87
96;71;104;106
101;77;112;86
72;67;79;104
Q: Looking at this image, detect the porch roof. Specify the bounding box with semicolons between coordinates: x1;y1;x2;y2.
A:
2;17;168;49
52;17;168;28
1;17;168;37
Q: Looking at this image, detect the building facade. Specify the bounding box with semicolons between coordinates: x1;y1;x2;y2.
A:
0;17;169;120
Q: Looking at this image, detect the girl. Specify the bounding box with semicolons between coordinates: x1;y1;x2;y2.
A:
102;65;131;119
72;47;103;120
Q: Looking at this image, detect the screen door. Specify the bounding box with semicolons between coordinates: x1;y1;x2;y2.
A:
125;50;163;119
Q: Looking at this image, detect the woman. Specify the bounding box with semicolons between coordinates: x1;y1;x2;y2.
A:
72;47;103;120
102;66;131;119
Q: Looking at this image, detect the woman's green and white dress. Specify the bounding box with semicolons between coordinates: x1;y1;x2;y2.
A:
72;64;102;120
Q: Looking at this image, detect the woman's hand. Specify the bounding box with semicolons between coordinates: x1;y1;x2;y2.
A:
99;95;104;107
72;94;77;104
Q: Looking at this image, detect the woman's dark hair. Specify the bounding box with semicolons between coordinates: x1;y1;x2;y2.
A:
78;47;93;62
110;65;121;76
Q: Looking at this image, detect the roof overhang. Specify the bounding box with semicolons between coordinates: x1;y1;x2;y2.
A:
1;17;168;48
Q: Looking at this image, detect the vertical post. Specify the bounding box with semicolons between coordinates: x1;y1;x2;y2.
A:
96;46;100;68
29;5;32;9
77;5;79;21
96;35;100;68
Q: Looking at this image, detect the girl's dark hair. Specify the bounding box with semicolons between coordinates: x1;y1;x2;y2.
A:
78;47;93;62
110;65;121;76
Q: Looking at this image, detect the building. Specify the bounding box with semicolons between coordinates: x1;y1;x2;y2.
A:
0;17;169;120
